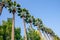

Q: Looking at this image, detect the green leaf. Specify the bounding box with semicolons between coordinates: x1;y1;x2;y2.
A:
17;8;21;10
17;10;22;13
8;2;12;7
23;8;27;12
7;0;11;3
8;8;12;13
14;1;16;6
17;4;21;7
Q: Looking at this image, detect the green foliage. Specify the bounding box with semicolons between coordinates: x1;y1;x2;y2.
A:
13;1;16;6
27;27;40;40
17;8;22;14
15;28;22;40
0;26;3;36
53;35;60;40
0;18;23;40
18;8;29;18
17;4;21;7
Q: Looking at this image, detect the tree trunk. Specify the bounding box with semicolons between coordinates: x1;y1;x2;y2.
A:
0;3;3;15
43;32;48;40
30;23;33;30
46;33;50;40
37;25;42;40
49;34;54;40
48;34;52;40
23;17;27;40
11;13;15;40
30;23;34;40
51;35;54;40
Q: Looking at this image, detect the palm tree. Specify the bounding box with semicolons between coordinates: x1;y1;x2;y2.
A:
29;16;34;30
44;27;53;40
41;26;48;40
33;18;43;40
25;15;34;30
7;0;21;40
7;1;18;40
43;28;49;40
46;28;55;40
25;15;35;40
18;8;29;40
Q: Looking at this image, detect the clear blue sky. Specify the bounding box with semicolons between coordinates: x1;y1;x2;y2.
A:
0;0;60;37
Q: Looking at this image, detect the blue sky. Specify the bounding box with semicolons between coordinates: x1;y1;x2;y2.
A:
0;0;60;37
